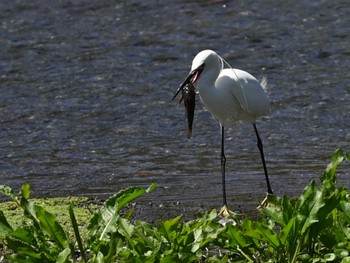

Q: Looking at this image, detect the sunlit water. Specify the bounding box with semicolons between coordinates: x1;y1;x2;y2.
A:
0;0;349;219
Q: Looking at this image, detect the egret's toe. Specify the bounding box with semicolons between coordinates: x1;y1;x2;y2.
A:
257;195;269;209
218;205;236;218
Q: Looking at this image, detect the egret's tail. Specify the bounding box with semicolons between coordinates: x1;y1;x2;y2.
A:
260;76;268;91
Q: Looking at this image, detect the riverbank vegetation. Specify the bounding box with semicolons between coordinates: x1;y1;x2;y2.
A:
0;149;350;262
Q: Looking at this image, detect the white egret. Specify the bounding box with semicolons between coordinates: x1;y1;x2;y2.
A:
173;50;272;211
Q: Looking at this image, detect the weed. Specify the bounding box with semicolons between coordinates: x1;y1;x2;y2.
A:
0;149;349;262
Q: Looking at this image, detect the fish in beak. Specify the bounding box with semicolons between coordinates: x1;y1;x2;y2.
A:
172;63;205;138
172;63;205;101
178;82;196;138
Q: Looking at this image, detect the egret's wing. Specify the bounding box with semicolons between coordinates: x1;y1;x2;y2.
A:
221;69;269;117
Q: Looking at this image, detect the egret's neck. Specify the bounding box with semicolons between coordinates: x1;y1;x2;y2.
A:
196;66;221;92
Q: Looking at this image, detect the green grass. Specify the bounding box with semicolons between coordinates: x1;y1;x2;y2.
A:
0;148;349;262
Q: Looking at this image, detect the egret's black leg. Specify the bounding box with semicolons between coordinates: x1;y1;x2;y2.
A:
253;124;273;194
221;126;227;206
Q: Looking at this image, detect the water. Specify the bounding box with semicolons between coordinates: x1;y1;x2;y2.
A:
0;0;349;219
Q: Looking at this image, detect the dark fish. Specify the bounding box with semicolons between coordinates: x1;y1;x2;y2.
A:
178;82;196;138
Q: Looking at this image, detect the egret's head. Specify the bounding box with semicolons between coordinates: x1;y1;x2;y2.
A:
192;50;222;74
172;50;222;101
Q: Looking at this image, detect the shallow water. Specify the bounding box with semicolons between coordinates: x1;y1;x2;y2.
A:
0;0;349;219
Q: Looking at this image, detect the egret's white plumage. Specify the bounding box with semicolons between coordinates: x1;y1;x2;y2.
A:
173;49;273;212
191;50;269;126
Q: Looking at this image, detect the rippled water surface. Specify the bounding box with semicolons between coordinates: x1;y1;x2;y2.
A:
0;0;349;219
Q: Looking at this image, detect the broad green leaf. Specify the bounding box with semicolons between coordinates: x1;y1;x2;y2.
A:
19;183;31;199
0;184;16;200
340;201;350;223
335;249;349;258
191;227;203;253
324;253;336;261
100;236;120;262
5;254;39;263
298;253;311;261
345;152;350;162
57;247;73;263
157;216;182;242
342;257;350;263
262;195;285;226
146;182;157;192
19;197;40;227
0;209;13;238
105;183;156;211
160;255;180;263
7;228;37;246
225;223;249;248
88;184;156;243
113;186;146;209
282;195;296;223
317;189;345;230
91;251;104;263
6;237;40;259
132;223;162;256
297;180;317;215
296;181;325;234
321;149;344;183
34;205;69;249
244;221;281;249
95;208;120;242
280;217;296;244
117;217;135;239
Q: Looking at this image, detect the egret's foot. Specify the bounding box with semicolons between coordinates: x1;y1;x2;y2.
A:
218;205;236;218
257;195;269;209
218;205;237;226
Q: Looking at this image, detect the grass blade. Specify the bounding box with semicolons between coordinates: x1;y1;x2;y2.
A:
69;204;86;262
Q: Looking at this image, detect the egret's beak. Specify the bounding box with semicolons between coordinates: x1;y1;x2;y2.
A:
172;63;205;101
